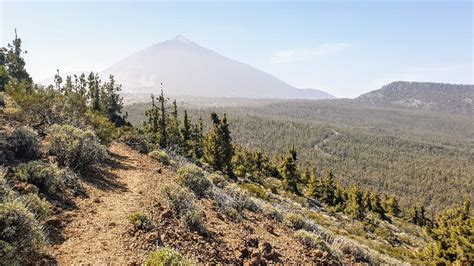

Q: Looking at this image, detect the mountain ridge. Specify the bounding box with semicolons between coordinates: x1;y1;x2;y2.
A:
356;81;474;113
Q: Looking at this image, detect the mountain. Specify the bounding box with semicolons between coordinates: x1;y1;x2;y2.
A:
357;81;474;113
100;36;335;99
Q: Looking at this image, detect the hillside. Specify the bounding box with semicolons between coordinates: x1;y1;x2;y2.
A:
100;36;335;99
1;34;472;265
125;99;474;214
357;81;474;113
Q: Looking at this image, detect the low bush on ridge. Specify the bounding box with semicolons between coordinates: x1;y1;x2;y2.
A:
8;126;41;160
148;150;170;165
175;165;212;198
46;124;108;173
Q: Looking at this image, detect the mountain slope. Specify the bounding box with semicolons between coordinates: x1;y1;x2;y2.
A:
357;81;474;113
101;36;334;99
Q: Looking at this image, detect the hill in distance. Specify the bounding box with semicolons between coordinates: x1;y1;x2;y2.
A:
356;81;474;113
101;35;335;99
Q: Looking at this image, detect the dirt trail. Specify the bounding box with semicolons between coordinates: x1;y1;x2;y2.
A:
48;143;168;264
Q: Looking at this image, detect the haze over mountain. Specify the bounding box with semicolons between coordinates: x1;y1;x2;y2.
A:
357;81;474;114
100;36;335;99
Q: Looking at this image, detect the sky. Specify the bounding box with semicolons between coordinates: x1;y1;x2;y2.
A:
1;0;472;98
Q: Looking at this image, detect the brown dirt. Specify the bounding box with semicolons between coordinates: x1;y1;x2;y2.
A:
47;143;333;264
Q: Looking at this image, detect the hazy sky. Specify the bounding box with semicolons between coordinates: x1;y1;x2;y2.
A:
1;1;472;98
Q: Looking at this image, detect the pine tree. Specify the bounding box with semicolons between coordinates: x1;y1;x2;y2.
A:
143;94;160;145
167;99;181;147
101;75;127;126
0;47;8;91
88;72;101;111
280;146;300;194
180;110;191;156
157;90;168;148
4;29;32;84
370;192;385;218
322;169;336;205
386;195;401;217
203;113;233;176
306;170;318;197
347;186;365;220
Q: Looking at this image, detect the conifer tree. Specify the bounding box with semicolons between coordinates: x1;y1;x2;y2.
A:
180;110;191;156
157;90;168;148
347;186;365;220
101;75;127;126
88;72;101;111
167;99;181;147
4;29;32;84
203;113;233;176
322;169;336;205
370;192;385;218
0;47;8;91
386;195;401;217
306;170;318;198
143;94;160;145
280;146;300;194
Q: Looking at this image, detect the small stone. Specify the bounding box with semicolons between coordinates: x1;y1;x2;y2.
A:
314;250;324;258
161;209;173;219
156;168;162;174
93;197;101;203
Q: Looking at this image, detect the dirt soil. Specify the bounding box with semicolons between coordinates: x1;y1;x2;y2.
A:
47;143;334;264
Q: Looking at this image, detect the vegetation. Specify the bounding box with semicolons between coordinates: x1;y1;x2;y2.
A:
1;32;472;264
7;126;41;160
128;211;152;231
46;124;108;173
175;165;212;198
148;150;170;165
144;247;189;266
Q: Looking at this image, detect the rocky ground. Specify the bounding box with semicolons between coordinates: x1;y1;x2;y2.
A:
45;143;334;264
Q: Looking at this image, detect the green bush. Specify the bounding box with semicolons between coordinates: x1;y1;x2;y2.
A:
0;92;4;106
144;247;189;266
240;183;269;200
161;184;196;217
175;165;212;198
8;126;41;160
120;128;149;153
295;230;325;250
128;211;152;231
262;204;283;222
14;161;67;201
0;202;45;264
283;213;306;230
148;150;170;165
20;194;51;221
46;124;108;173
85;111;119;145
181;209;206;234
208;173;227;188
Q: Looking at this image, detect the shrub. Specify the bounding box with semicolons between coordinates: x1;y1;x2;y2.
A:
240;183;269;200
128;211;152;231
295;230;325;250
262;204;283;222
226;187;259;212
145;247;189;266
161;184;196;217
120;129;149;153
20;194;51;221
148;150;170;165
0;92;4;106
175;165;212;198
181;209;206;234
208;173;227;188
46;124;108;173
212;189;243;222
14;161;67;201
283;213;306;230
85;111;119;145
0;202;45;264
8;126;41;160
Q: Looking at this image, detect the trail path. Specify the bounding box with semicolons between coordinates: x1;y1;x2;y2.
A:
48;143;167;264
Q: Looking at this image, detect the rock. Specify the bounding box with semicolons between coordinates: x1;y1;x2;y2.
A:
247;252;262;266
258;241;272;254
156;168;162;174
23;184;39;194
322;251;329;258
265;224;275;234
93;197;102;203
44;216;63;228
161;209;173;219
314;249;324;258
216;212;225;220
246;235;259;247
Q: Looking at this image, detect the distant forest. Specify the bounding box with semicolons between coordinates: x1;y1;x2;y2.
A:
125;99;474;214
